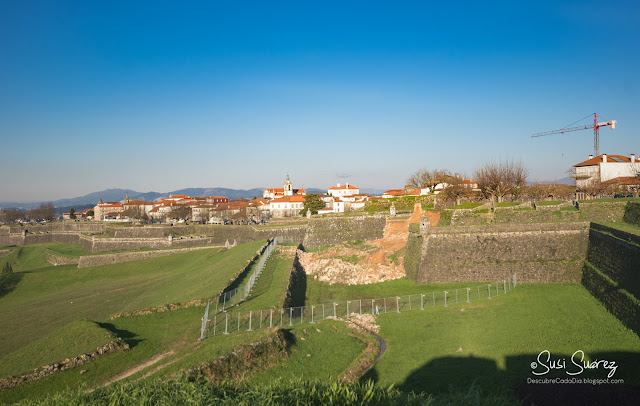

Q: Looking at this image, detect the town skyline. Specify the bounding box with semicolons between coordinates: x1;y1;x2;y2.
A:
1;1;638;201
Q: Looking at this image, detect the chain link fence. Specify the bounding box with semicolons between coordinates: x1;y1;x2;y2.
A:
212;237;281;313
201;273;517;339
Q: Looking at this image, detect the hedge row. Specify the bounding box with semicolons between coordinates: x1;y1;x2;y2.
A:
581;261;640;336
623;202;640;226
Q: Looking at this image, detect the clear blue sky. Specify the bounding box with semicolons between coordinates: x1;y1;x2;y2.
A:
1;0;638;201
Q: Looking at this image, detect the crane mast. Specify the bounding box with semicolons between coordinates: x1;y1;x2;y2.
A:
531;113;616;156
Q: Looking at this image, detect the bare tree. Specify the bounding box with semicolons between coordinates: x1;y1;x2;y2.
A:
580;179;611;198
27;202;56;221
441;175;473;206
169;206;191;221
122;206;149;223
4;209;24;223
406;168;450;193
474;160;528;204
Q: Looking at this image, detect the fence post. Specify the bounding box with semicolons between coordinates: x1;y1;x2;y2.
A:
269;309;273;328
384;298;387;313
322;303;325;320
199;300;210;341
371;299;375;315
260;310;263;329
432;292;435;306
409;295;412;310
396;297;400;313
222;291;227;311
347;301;350;317
300;306;303;324
289;307;293;326
359;299;362;314
311;305;314;323
496;283;499;297
504;280;506;294
488;284;492;299
213;314;217;336
467;287;470;303
248;311;252;331
421;294;424;310
333;303;337;318
224;313;229;334
444;291;448;307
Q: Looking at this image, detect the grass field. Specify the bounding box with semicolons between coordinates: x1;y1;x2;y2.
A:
494;202;523;207
0;240;265;359
233;250;296;312
449;202;484;210
365;284;640;394
0;320;116;378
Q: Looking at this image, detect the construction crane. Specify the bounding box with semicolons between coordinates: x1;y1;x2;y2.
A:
531;113;616;156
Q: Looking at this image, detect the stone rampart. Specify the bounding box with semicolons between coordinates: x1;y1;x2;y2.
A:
302;215;387;248
77;246;221;268
584;224;640;298
414;222;589;283
111;224;306;244
577;201;627;222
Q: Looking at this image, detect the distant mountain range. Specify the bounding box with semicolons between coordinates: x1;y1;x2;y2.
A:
0;187;388;212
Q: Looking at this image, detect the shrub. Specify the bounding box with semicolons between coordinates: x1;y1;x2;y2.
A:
623;202;640;226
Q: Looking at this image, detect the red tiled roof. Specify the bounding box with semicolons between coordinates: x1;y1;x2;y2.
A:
602;176;640;185
574;155;631;167
123;199;153;205
271;196;306;203
328;184;359;190
383;189;404;196
98;203;122;208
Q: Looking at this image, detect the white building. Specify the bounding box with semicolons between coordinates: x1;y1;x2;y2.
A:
268;195;306;218
328;183;359;197
573;154;638;189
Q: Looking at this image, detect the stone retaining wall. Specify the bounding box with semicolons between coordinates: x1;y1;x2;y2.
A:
0;338;128;391
77;246;222;268
302;215;387;248
414;222;589;283
45;253;80;266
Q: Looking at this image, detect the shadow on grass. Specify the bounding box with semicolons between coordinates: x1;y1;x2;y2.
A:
97;322;144;349
0;272;23;298
368;352;640;406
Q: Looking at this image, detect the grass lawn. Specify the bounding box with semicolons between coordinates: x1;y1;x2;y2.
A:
305;277;495;305
495;202;523;207
0;320;116;378
364;284;640;394
232;250;296;312
594;220;640;236
450;202;484;210
249;321;374;384
578;197;640;203
535;200;564;205
0;240;266;359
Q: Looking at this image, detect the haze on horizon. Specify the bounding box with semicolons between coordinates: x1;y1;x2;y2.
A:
1;1;639;202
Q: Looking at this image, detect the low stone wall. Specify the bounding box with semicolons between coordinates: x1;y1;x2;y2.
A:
0;249;11;258
45;253;79;266
303;215;387;248
414;222;589;283
77;246;221;268
0;338;128;391
111;224;307;244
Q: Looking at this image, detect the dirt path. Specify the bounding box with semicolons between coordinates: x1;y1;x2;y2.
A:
102;350;174;386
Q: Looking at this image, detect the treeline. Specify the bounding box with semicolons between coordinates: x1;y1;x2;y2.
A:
0;202;56;224
406;160;574;206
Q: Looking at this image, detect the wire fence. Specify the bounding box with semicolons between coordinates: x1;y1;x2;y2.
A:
213;237;281;313
200;273;517;340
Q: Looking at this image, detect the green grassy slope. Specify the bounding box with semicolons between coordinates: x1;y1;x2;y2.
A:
366;284;640;394
0;240;266;359
0;320;116;378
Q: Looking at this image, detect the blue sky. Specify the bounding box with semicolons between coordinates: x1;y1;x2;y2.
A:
1;1;638;201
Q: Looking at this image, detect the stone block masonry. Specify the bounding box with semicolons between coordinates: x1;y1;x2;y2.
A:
414;222;589;283
77;246;222;268
303;215;387;249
